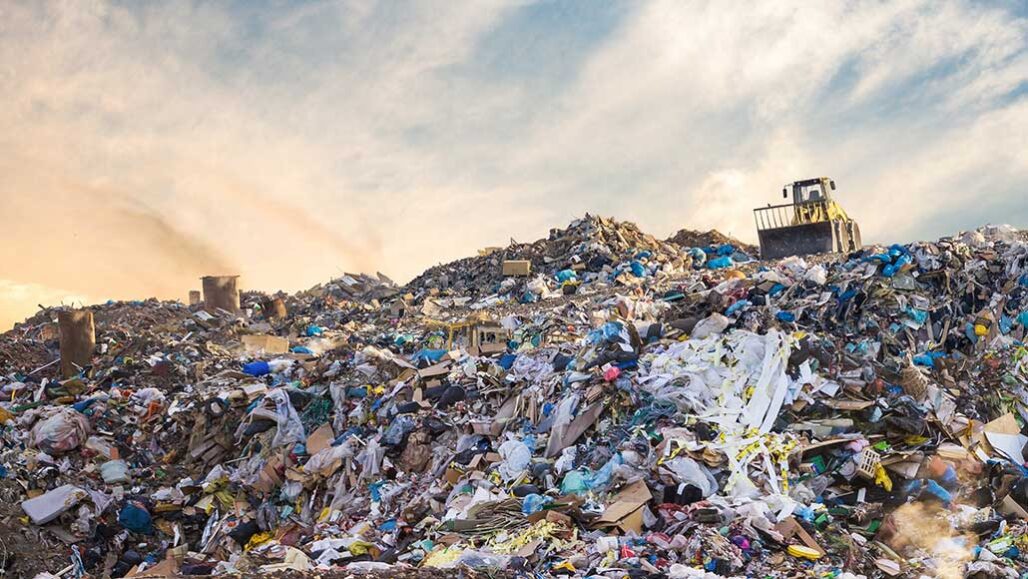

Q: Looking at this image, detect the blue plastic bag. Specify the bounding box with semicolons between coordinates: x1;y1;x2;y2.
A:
904;307;928;325
412;349;447;364
522;493;552;514
243;361;270;376
498;353;517;370
725;300;751;316
119;502;153;534
555;269;577;283
707;256;733;270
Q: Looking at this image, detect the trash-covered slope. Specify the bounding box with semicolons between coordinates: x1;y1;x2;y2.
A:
405;214;688;300
2;220;1028;579
665;228;756;255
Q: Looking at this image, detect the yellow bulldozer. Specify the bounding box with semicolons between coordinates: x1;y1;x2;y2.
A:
752;177;862;260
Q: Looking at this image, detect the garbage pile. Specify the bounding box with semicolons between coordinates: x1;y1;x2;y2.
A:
665;229;756;255
407;214;690;302
2;219;1028;578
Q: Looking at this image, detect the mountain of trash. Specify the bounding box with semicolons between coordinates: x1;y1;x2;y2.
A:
407;214;690;300
2;218;1028;579
665;228;756;255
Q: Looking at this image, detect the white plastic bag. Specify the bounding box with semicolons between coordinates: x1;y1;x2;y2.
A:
496;439;531;482
30;407;90;454
265;389;305;447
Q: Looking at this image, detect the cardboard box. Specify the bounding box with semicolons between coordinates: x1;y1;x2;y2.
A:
242;334;289;354
502;260;531;276
593;479;652;534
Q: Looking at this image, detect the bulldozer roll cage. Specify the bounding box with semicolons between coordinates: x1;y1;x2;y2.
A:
753;200;834;231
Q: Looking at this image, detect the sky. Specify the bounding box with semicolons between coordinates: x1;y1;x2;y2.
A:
1;0;1026;329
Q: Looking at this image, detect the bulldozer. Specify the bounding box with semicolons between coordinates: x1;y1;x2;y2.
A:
752;177;861;260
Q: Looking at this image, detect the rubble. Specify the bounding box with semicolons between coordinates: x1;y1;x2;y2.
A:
666;228;756;255
1;218;1028;578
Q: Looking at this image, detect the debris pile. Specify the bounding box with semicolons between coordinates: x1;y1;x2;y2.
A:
407;214;689;302
666;229;756;255
2;218;1028;578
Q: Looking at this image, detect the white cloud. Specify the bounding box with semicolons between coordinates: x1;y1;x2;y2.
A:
0;0;1024;327
0;280;91;330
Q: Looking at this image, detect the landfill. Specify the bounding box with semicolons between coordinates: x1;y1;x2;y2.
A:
2;215;1028;578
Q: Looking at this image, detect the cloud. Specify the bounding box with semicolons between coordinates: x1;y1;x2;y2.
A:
504;0;1026;242
0;279;91;331
0;0;1024;328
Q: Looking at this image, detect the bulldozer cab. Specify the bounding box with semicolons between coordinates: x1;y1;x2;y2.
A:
753;177;861;259
785;178;835;204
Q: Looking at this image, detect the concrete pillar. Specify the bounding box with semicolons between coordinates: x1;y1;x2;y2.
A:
201;276;240;313
58;309;95;378
263;297;287;320
188;290;202;306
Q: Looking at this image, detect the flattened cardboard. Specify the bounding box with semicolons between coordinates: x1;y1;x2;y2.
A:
999;495;1028;519
306;423;335;456
775;517;825;556
502;260;531;276
545;401;604;458
418;361;451;379
242;334;289;354
594;479;651;533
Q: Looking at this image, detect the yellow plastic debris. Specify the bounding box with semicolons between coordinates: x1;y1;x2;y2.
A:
787;545;822;560
244;531;274;550
975;324;988;337
423;546;462;568
348;540;376;555
552;561;577;572
874;463;893;491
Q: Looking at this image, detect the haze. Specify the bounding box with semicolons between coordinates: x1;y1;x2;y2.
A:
1;0;1026;329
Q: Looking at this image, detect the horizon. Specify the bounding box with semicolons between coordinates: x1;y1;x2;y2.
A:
3;214;1022;330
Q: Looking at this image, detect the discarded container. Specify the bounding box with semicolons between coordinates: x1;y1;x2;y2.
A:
855;447;881;481
58;309;95;378
201;275;240;313
263;297;288;319
502;260;531;276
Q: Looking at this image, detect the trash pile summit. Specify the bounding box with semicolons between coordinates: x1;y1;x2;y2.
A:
2;216;1028;578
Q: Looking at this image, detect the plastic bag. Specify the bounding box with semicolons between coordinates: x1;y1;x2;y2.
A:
357;437;385;480
560;470;589;494
691;313;730;339
100;460;131;484
118;501;152;534
30;407;90;454
804;264;827;285
662;456;716;498
554;446;577;474
707;256;733;269
496;439;532;482
382;415;415;447
521;493;551;514
455;549;511;569
560;455;623;495
265;389;305;447
555;269;577;283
